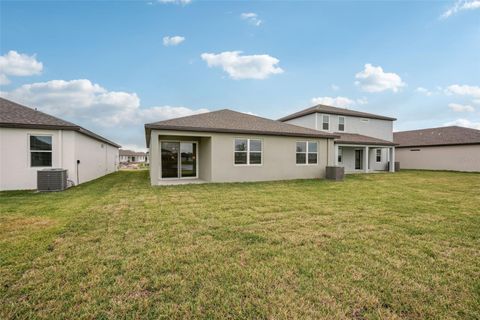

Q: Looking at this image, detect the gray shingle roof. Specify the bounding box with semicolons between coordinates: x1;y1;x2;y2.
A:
335;132;397;146
0;97;121;148
145;109;339;146
278;104;397;122
394;126;480;147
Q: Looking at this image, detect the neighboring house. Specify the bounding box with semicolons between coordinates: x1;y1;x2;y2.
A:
119;149;148;163
144;109;339;185
394;126;480;172
0;97;120;191
279;104;397;173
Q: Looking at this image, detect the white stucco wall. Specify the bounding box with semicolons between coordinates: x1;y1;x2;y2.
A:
285;113;394;141
283;113;317;130
368;148;389;171
0;127;118;191
396;145;480;172
74;132;118;184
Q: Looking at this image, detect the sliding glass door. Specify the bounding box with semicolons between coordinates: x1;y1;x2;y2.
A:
161;141;197;179
180;143;197;178
161;142;180;178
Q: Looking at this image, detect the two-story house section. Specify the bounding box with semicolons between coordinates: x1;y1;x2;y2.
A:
279;104;397;173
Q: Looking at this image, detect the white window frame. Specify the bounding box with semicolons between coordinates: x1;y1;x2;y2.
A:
338;147;343;163
376;149;382;163
322;115;330;131
233;138;263;166
296;141;318;165
28;134;53;168
338;116;345;132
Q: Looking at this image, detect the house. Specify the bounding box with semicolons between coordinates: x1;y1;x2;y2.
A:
119;149;148;163
394;126;480;172
279;104;397;173
144;109;339;185
0;97;120;191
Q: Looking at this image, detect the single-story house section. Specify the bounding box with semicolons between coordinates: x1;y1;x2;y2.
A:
119;149;148;163
394;126;480;172
144;109;339;185
0;97;121;191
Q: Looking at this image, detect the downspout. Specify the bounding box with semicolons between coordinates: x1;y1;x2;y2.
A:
58;130;63;168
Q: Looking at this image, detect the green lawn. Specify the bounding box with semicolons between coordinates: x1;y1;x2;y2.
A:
1;171;479;319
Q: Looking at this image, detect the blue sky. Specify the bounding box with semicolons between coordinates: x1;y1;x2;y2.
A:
1;0;479;150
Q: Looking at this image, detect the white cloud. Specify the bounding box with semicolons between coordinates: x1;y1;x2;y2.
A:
0;79;208;126
445;84;480;98
416;87;433;96
310;96;368;108
441;0;480;19
158;0;191;5
0;50;43;85
201;51;283;80
331;84;340;91
356;97;368;105
354;64;405;93
163;36;185;46
448;103;475;112
444;118;480;129
240;12;262;26
0;79;208;147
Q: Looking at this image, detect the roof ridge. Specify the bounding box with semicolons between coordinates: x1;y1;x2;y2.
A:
278;103;396;122
144;108;225;126
395;125;480;134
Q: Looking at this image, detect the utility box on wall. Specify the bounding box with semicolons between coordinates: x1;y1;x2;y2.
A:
37;169;68;192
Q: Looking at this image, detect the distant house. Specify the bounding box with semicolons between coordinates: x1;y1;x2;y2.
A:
279;104;397;173
394;126;480;172
119;150;148;163
0;97;121;191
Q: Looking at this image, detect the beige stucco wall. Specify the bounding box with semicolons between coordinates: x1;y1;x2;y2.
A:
210;133;331;182
396;144;480;172
149;129;334;184
0;127;118;191
198;137;212;181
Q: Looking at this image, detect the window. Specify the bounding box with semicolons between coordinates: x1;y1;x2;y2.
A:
30;135;52;167
234;139;262;165
296;141;318;164
249;139;262;164
376;149;382;162
338;147;343;163
338;116;345;132
322;115;329;130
